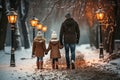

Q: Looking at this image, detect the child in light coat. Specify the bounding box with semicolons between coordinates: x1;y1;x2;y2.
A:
46;31;63;69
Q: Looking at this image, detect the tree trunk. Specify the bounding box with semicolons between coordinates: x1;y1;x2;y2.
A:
0;0;8;50
114;0;120;40
19;0;30;49
9;0;30;49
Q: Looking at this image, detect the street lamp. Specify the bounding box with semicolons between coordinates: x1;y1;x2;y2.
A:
7;9;18;67
42;26;47;32
96;9;104;21
36;22;42;31
96;8;104;58
30;16;38;40
36;23;47;38
96;8;105;58
42;26;47;38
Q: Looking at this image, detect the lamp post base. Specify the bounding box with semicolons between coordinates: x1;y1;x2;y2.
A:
99;47;104;58
99;54;104;58
10;64;15;67
10;53;15;67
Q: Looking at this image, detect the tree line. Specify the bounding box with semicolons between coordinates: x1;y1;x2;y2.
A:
0;0;120;55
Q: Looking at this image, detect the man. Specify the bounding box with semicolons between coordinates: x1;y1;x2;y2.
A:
59;13;80;69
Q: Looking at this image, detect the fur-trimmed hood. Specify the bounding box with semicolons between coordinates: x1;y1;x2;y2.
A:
50;39;59;45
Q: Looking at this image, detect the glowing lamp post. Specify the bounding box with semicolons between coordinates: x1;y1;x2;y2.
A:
42;26;47;37
96;9;104;21
36;23;42;31
96;8;104;58
7;10;18;67
30;16;38;40
42;26;47;32
7;11;17;24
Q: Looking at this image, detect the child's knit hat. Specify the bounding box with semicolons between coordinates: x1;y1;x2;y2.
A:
51;31;57;39
36;31;43;37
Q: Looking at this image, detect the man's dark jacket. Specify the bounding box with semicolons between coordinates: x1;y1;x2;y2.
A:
59;18;80;45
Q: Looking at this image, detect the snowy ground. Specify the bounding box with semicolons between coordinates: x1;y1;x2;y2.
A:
0;44;120;80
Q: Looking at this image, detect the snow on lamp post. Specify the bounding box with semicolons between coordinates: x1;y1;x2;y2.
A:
30;16;38;40
7;9;18;67
96;8;105;58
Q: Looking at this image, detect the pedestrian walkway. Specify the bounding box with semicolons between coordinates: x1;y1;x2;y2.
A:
0;44;120;80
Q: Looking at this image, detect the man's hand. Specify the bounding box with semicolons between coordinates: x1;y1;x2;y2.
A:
76;39;79;44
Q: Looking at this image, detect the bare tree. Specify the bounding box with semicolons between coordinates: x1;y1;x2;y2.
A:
0;0;8;50
0;0;119;50
18;0;30;49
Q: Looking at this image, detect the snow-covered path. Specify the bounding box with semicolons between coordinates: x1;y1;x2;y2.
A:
0;44;120;80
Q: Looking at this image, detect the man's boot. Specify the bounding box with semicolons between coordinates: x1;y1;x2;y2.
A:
66;63;70;69
71;60;75;69
71;63;75;69
66;60;70;69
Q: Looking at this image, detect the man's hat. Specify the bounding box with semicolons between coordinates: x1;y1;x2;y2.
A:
65;13;71;19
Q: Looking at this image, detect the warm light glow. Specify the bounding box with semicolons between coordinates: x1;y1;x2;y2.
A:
10;16;14;21
96;8;104;21
96;13;104;20
36;23;42;30
30;17;38;27
42;26;47;32
30;20;38;27
7;11;18;24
